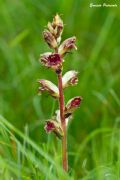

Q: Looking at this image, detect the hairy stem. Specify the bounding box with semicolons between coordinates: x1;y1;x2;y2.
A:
58;73;68;171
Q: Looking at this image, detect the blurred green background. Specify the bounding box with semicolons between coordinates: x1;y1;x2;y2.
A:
0;0;120;179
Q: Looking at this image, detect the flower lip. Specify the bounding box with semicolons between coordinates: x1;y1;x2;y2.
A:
40;53;62;69
70;77;78;84
44;119;63;138
48;53;62;66
71;97;82;107
44;121;55;133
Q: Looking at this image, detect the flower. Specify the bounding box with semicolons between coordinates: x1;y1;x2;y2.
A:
55;109;72;126
44;120;63;139
58;36;77;57
65;96;83;115
62;70;78;88
40;52;62;70
38;79;59;98
43;30;57;49
48;14;63;43
44;120;55;132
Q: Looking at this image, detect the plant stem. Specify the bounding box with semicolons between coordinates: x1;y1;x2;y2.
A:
58;73;68;171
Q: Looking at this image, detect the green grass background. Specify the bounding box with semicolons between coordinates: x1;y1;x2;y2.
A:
0;0;120;179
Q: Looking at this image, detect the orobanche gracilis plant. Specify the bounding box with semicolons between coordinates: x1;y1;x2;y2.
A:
38;14;82;171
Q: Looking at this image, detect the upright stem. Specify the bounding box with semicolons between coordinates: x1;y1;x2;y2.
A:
58;73;68;171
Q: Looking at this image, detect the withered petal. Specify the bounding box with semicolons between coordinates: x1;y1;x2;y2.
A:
38;79;59;98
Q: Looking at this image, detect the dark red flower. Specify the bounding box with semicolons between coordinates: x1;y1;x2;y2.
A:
44;120;63;139
48;53;61;66
44;121;55;133
65;96;83;114
40;53;62;70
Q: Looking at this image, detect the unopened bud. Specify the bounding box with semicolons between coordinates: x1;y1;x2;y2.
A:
47;14;63;43
52;14;63;38
43;30;57;49
47;22;54;34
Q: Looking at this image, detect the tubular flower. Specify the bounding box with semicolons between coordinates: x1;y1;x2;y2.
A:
43;30;57;49
40;52;62;70
55;109;72;126
65;96;83;115
48;14;63;42
44;120;63;139
62;70;78;88
38;79;59;98
58;36;77;57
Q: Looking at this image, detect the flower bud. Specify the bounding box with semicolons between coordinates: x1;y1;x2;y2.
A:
43;30;57;49
52;14;63;38
47;22;54;34
52;14;63;28
44;120;63;139
47;14;63;43
58;36;77;57
38;79;59;98
40;52;62;71
65;96;83;115
62;70;78;88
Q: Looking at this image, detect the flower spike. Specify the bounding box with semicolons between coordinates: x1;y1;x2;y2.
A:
38;79;59;98
38;14;82;171
62;70;78;88
58;36;77;57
